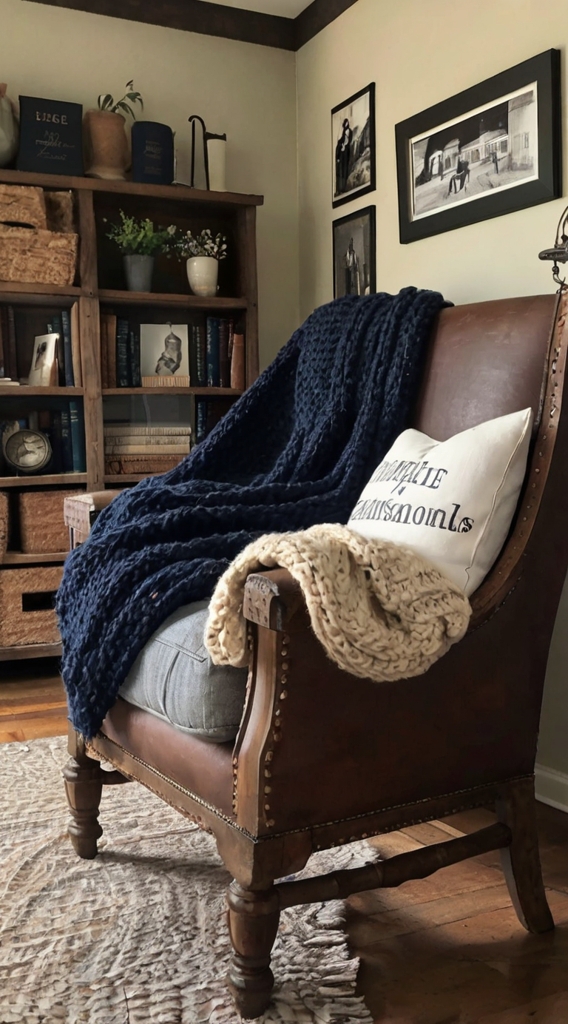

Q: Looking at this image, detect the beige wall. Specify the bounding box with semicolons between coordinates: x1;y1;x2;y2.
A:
296;0;568;791
0;0;299;369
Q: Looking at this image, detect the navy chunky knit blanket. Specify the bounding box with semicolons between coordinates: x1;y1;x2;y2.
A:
58;287;448;738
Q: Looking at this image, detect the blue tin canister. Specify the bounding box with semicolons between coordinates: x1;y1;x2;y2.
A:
131;121;174;185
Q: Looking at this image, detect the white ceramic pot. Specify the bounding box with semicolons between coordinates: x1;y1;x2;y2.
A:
186;256;218;297
0;84;18;168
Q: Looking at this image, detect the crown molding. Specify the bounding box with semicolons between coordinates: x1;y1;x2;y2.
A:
27;0;359;50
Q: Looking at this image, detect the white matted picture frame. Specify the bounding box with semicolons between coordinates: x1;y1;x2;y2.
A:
140;324;190;378
332;83;376;209
28;333;58;386
332;206;376;299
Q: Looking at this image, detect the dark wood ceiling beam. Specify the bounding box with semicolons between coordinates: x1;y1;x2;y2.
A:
294;0;359;49
28;0;296;49
27;0;359;49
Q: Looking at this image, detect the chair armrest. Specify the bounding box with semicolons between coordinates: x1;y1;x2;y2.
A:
63;491;122;549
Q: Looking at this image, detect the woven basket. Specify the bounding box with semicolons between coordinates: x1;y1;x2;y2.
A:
0;224;78;286
19;490;82;554
0;565;62;646
0;183;47;229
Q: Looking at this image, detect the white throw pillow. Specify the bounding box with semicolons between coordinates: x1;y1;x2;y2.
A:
348;408;533;596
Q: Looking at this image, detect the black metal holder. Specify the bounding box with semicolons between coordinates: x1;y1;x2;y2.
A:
538;203;568;289
188;114;227;191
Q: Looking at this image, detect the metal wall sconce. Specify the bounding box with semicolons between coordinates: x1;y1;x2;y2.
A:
538;203;568;288
188;115;227;192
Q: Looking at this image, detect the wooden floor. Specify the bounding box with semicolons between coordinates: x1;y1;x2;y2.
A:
1;671;567;1022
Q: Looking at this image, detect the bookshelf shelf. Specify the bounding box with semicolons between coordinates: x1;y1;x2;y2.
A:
0;169;261;661
99;290;248;310
0;474;88;488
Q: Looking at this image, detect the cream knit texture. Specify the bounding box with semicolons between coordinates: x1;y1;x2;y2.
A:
205;524;472;682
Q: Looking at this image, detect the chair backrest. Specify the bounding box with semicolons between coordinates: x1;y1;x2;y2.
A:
412;293;567;624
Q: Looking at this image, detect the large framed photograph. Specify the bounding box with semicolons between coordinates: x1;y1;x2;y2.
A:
140;323;189;378
333;206;376;299
395;49;561;244
332;83;375;208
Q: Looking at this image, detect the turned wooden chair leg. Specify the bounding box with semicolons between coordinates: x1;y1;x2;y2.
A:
226;881;280;1019
497;777;554;934
63;728;104;860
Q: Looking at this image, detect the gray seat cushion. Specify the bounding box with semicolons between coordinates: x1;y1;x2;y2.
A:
118;601;248;742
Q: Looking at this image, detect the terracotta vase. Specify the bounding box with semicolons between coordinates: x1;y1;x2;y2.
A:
83;109;130;180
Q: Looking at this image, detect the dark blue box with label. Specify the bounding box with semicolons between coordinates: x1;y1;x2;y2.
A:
17;96;84;177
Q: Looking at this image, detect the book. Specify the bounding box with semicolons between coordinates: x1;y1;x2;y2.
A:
195;397;208;443
105;453;183;475
141;375;190;388
230;330;246;391
70;302;82;387
61;309;75;387
59;406;74;472
69;399;86;471
116;318;130;388
103;424;192;436
104;442;190;455
206;316;220;387
5;305;18;381
41;409;62;473
129;324;141;388
218;318;232;388
100;313;117;389
0;306;4;377
0;379;20;386
190;322;207;387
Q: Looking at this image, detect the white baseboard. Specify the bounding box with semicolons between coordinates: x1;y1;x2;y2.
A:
535;763;568;813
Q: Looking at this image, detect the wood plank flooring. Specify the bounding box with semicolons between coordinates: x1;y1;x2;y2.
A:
1;673;567;1021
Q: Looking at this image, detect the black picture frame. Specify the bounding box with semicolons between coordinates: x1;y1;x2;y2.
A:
332;205;376;299
332;83;376;208
395;49;561;244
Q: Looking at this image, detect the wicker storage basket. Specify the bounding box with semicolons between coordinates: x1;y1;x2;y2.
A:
19;489;82;554
0;565;62;646
0;183;47;229
0;492;8;559
0;224;78;286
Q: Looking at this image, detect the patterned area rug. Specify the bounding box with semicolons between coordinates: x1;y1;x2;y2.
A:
0;736;373;1024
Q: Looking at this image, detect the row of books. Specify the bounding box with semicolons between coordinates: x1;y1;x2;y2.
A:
194;397;234;444
99;315;245;390
104;422;191;476
1;402;86;474
0;303;81;387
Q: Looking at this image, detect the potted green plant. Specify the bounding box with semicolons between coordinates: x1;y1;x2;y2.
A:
105;210;176;292
175;228;228;296
84;81;143;180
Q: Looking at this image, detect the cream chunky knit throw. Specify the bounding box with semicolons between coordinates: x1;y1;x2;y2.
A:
205;525;472;682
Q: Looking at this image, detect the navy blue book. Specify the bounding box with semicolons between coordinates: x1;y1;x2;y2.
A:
116;318;130;388
128;325;141;387
59;407;74;472
195;397;208;443
206;317;220;388
17;96;84;176
61;310;75;386
69;399;86;471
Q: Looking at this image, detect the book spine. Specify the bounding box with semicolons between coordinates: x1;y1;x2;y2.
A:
103;425;192;436
116;318;130;388
105;455;182;475
0;306;5;378
69;399;86;472
106;314;117;388
61;309;75;386
104;443;190;455
206;317;220;387
100;316;109;390
59;407;74;472
129;325;141;388
46;410;63;473
6;305;18;380
195;323;207;386
195;398;208;443
218;318;232;388
189;323;199;387
230;331;246;391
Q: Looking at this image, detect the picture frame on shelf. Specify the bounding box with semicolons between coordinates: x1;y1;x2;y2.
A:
395;48;561;244
332;205;376;299
140;323;190;382
332;83;376;209
28;333;58;386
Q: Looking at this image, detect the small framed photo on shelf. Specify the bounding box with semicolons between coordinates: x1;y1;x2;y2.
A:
332;83;375;209
332;205;376;299
395;48;561;243
140;324;190;385
28;333;58;386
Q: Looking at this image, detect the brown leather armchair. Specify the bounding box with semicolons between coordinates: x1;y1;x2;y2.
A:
64;292;568;1019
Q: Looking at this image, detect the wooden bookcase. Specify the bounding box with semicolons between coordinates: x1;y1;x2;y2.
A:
0;168;262;662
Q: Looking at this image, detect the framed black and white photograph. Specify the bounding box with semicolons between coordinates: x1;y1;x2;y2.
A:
332;83;375;208
140;323;189;378
332;205;376;299
395;49;561;243
28;333;58;386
